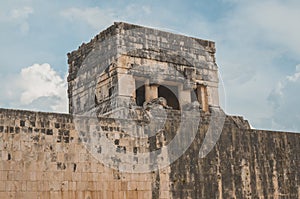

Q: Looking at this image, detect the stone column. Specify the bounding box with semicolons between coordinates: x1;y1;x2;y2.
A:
145;80;158;102
178;84;191;106
199;85;209;112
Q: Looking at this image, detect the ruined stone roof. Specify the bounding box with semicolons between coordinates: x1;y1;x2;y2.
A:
67;22;218;83
68;22;216;58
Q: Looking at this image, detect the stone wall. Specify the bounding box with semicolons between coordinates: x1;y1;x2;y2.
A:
0;108;299;198
169;120;300;199
0;108;157;199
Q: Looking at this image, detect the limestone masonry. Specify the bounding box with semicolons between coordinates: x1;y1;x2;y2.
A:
0;22;299;198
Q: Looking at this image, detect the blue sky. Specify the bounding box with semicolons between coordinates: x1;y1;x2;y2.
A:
0;0;300;132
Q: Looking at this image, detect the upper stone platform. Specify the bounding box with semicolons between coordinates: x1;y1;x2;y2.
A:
67;22;220;114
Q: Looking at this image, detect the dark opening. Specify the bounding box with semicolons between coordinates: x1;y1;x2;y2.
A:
158;85;180;110
108;87;114;97
191;89;198;102
73;163;77;172
135;80;145;106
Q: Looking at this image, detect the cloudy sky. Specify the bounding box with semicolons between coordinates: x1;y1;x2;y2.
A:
0;0;299;132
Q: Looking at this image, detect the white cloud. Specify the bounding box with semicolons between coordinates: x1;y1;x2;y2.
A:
287;64;300;82
19;64;65;103
124;4;152;18
141;6;151;15
61;7;114;30
296;64;300;72
243;1;300;57
0;64;68;113
10;6;33;20
268;65;300;132
287;72;300;82
0;6;34;34
60;5;159;33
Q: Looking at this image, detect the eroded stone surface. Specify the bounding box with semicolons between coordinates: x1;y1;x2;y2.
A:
0;108;299;198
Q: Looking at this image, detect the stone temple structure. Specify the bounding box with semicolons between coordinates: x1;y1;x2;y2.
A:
0;22;300;198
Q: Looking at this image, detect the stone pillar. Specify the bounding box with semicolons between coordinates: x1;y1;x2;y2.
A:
207;84;219;107
179;84;191;106
145;80;158;102
199;85;209;112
